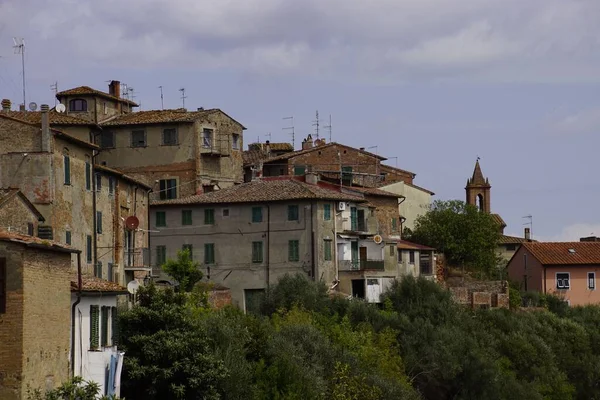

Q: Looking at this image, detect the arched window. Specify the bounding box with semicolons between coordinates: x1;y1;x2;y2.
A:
69;99;87;112
476;193;484;212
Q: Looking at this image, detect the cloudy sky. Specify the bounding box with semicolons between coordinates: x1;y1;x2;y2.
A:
1;0;598;241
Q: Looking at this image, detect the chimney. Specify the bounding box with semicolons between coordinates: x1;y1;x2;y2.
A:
197;107;204;111
265;140;271;157
305;172;319;185
359;147;365;151
108;80;121;98
580;236;600;242
19;104;25;111
524;227;531;241
302;134;313;150
41;104;51;152
1;99;10;112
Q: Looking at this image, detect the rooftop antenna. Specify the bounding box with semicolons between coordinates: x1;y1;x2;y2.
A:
158;86;164;109
265;132;272;142
522;215;533;240
12;37;25;108
312;110;320;140
179;88;187;109
283;116;295;149
50;81;58;106
121;83;129;101
387;156;398;168
367;145;379;176
324;114;332;142
128;87;135;103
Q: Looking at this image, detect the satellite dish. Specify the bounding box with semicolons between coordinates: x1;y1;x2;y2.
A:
125;216;140;230
373;234;383;244
56;104;66;113
127;280;140;294
28;102;37;111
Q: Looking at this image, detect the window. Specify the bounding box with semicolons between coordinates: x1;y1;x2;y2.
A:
245;288;265;315
350;207;358;231
131;130;146;147
156;245;166;266
90;305;100;349
96;174;102;192
204;243;215;264
86;235;92;263
288;240;300;262
103;102;108;115
409;250;415;264
203;128;213;148
64;155;71;185
27;223;34;236
288;205;299;221
101;306;110;347
95;261;102;278
156;211;166;227
100;131;115;149
66;231;71;245
111;307;118;345
222;209;230;217
252;241;263;263
342;166;353;185
391;217;397;232
389;245;395;257
293;165;306;176
108;263;114;282
159;179;177;200
398;250;402;263
96;211;102;234
0;258;6;314
204;209;215;225
162;128;178;145
85;161;91;190
252;207;263;223
108;177;115;196
182;210;193;225
232;134;240;150
324;204;331;221
69;98;87;112
182;244;193;259
556;273;570;290
588;272;596;290
324;240;332;261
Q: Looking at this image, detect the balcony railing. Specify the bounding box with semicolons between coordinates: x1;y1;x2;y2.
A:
123;248;150;270
339;259;385;271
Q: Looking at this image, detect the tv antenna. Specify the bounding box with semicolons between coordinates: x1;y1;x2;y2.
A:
128;87;136;103
265;132;272;142
158;86;164;109
283;116;295;149
50;82;58;106
324;114;332;142
522;215;533;239
179;88;187;109
312;110;320;139
12;37;26;108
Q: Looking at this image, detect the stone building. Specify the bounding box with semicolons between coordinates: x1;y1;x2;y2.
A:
97;108;246;199
0;231;78;400
0;188;45;236
0;105;151;284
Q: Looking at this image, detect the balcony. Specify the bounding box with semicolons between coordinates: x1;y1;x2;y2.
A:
123;248;150;271
339;259;385;271
201;133;230;157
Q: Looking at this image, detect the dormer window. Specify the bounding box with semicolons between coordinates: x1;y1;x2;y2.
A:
69;99;87;112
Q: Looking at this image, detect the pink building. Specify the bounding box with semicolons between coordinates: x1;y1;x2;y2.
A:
507;242;600;306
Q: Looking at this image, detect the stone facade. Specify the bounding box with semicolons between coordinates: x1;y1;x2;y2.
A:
0;239;73;399
0;189;44;236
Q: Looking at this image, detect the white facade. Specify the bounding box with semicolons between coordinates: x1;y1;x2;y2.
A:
380;181;432;231
71;294;124;398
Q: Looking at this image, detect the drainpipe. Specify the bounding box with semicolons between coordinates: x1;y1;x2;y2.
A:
266;204;270;288
92;153;98;276
147;189;153;277
311;201;316;280
71;252;82;377
333;202;339;282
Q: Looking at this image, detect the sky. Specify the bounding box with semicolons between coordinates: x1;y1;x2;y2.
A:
0;0;598;241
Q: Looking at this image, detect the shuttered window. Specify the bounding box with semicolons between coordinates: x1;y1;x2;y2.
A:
96;211;103;234
85;162;91;190
0;258;6;314
156;211;166;227
204;209;215;225
95;261;102;278
90;305;100;349
111;307;118;346
64;155;71;185
252;241;263;263
204;243;215;264
86;235;92;263
101;306;109;347
182;244;193;259
252;207;262;223
323;204;331;221
288;205;299;221
66;231;71;245
108;263;114;282
96;174;102;191
288;240;299;262
324;240;332;261
156;246;166;266
182;210;193;225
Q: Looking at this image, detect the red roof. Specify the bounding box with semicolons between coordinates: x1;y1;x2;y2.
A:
0;230;78;253
521;242;600;265
397;240;435;251
56;85;138;106
71;274;128;293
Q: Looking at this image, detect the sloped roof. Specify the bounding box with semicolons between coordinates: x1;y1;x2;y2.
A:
343;186;402;198
248;142;294;152
262;142;386;164
0;230;78;253
521;242;600;265
4;110;95;126
379;163;417;179
71;274;128;293
468;159;489;186
152;179;365;206
94;164;152;190
243;150;269;166
499;235;535;244
101;108;246;129
0;188;45;221
491;213;507;228
397;240;435;251
56;85;138;106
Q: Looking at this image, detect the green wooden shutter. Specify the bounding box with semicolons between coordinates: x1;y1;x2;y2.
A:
90;305;99;349
182;210;192;225
97;211;102;233
156;246;166;266
101;306;109;347
86;235;92;263
64;156;71;185
288;205;299;221
156;211;166;227
350;207;358;231
252;207;262;223
204;244;215;264
324;204;331;221
111;307;118;346
0;258;6;314
85;162;91;190
289;240;299;261
205;209;215;225
252;241;263;263
324;240;332;261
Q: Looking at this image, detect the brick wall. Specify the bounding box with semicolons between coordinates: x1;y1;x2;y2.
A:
365;195;400;238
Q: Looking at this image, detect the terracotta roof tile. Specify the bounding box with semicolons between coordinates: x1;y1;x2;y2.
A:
0;230;78;253
101;108;245;129
71;274;128;293
499;235;536;244
151;179;365;206
4;110;95;126
397;240;435;251
491;213;507;228
521;242;600;265
379;164;417;179
243;149;269;166
94;164;152;189
56;86;138;106
343;186;401;198
248;142;294;152
263;142;386;164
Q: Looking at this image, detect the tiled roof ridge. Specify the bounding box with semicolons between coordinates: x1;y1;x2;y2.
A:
521;241;600;265
56;85;138;106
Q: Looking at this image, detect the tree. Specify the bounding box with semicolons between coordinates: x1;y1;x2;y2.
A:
27;376;118;400
162;248;203;292
407;199;501;275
